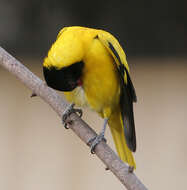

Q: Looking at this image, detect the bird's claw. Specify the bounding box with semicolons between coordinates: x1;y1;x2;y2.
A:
62;103;82;129
87;134;107;154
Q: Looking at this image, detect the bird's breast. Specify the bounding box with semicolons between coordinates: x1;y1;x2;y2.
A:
81;39;121;114
64;86;88;107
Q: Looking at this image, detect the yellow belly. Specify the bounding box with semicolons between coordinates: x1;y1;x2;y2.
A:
64;38;120;118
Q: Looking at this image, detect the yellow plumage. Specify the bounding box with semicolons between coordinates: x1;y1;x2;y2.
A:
43;26;136;168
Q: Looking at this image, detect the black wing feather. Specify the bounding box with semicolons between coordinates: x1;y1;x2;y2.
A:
119;73;136;152
108;42;137;152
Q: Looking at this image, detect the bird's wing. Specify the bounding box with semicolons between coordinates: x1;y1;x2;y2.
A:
97;32;137;152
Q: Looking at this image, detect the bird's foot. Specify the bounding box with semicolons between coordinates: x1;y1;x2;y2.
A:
87;133;107;154
62;103;82;129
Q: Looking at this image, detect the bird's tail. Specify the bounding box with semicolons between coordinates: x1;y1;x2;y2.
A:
108;107;136;169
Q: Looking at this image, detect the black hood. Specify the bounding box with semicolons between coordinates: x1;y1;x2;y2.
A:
43;61;84;91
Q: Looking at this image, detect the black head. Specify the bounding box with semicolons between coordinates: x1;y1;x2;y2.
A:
43;61;84;91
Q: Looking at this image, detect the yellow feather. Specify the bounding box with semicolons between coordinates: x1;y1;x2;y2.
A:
108;106;136;168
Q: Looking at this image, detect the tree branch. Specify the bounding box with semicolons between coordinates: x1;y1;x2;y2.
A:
0;46;148;190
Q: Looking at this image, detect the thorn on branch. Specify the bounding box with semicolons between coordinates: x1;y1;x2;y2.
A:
30;92;37;97
128;166;134;173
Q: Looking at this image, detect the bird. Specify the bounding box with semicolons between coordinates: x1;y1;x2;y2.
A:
43;26;137;169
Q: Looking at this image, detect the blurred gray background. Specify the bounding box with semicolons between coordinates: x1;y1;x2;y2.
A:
1;0;186;57
0;1;187;190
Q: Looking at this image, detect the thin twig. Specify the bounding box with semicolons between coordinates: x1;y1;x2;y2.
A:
0;46;148;190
